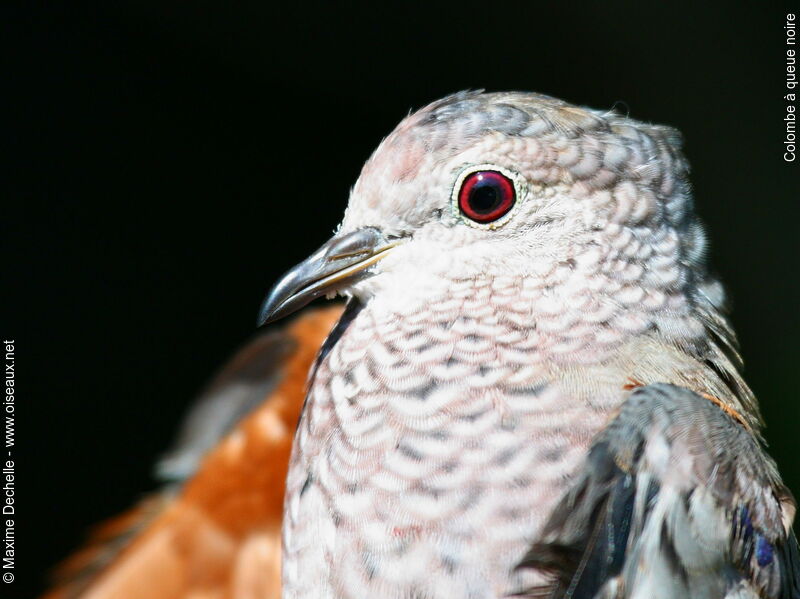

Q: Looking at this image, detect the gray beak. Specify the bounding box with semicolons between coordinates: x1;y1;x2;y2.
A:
257;227;397;326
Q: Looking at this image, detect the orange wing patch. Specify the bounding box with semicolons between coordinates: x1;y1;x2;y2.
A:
44;306;344;599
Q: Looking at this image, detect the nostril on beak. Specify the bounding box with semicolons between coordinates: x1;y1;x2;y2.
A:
326;227;385;260
256;227;398;327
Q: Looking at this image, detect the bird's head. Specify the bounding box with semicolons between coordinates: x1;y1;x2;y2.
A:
258;91;716;337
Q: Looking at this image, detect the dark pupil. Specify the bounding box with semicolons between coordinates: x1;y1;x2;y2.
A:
469;183;501;213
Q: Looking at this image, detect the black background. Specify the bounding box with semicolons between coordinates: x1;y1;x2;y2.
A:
7;2;799;596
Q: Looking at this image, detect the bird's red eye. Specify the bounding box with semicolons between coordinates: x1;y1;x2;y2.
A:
457;170;516;223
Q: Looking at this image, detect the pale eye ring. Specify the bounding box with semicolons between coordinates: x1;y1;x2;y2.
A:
451;164;525;228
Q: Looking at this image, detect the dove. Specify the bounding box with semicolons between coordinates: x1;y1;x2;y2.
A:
47;91;799;599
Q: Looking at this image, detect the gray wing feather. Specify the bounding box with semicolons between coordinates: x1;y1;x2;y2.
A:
155;330;295;481
517;383;800;599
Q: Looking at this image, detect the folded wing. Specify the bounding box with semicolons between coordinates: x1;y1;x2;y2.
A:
44;306;343;599
517;383;800;599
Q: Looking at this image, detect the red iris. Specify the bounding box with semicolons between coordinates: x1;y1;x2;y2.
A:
457;170;516;223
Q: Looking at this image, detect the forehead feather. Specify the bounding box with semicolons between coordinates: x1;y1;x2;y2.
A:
349;90;688;228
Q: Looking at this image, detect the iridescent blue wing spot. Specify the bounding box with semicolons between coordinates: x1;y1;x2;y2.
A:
516;384;800;599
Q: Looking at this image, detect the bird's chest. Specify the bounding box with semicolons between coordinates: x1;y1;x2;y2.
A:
281;308;617;599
